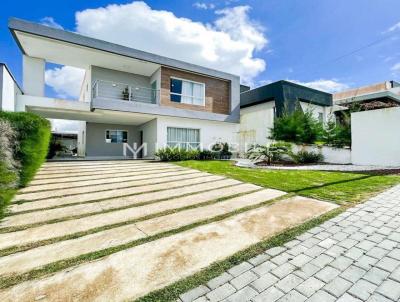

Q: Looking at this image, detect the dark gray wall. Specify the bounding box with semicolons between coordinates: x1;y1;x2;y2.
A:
240;80;332;116
85;122;140;157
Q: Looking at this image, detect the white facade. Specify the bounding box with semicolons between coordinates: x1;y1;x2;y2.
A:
300;101;332;123
0;64;22;111
238;102;275;152
351;107;400;166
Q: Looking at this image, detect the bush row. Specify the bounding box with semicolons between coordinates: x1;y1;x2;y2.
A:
0;112;51;218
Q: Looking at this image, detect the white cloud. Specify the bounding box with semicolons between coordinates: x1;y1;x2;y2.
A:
391;62;400;73
75;1;267;85
45;66;85;99
387;21;400;33
40;17;63;30
288;79;350;93
193;2;216;10
50;119;80;133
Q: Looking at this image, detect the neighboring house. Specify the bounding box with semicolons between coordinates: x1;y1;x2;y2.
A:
0;63;23;111
238;80;333;151
333;81;400;123
8;18;240;158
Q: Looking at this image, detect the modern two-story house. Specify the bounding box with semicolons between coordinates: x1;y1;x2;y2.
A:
8;18;240;158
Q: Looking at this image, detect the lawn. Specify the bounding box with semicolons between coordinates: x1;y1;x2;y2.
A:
176;161;400;203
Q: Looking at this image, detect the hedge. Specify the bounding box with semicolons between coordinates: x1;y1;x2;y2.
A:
0;112;51;218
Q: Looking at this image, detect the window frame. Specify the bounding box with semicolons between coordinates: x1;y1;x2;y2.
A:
105;129;129;144
170;77;206;106
166;127;201;150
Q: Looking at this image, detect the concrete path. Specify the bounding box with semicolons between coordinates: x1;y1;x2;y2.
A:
180;185;400;302
0;160;338;301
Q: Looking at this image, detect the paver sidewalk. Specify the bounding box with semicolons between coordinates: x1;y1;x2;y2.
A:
180;185;400;302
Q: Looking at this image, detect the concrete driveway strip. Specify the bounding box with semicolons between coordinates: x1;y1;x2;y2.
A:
2;179;242;228
0;197;337;302
32;164;177;181
34;163;173;177
0;180;244;249
15;170;202;201
36;162;169;173
19;168;193;193
0;188;285;277
29;166;183;186
10;174;223;213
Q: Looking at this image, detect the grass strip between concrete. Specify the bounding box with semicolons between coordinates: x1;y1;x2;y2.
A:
135;206;346;302
0;188;265;256
0;192;290;289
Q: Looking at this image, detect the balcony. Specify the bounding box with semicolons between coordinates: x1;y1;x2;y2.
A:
92;80;159;104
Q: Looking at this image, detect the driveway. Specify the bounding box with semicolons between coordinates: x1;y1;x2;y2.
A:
0;160;336;301
181;185;400;302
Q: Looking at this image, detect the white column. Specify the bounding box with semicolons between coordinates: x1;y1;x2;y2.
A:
23;55;45;97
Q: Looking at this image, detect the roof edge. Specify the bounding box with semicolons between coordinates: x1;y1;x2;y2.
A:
8;17;239;82
0;62;23;93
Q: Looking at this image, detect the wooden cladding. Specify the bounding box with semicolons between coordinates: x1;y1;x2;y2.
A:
160;66;230;115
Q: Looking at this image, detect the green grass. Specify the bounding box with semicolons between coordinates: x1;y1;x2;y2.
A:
176;161;400;203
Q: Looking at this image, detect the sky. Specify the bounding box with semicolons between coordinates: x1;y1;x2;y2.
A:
1;0;400;130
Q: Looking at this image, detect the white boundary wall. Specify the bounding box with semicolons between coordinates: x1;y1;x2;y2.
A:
292;145;351;164
352;107;400;166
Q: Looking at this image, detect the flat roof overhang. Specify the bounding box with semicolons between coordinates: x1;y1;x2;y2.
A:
9;18;238;81
335;91;400;105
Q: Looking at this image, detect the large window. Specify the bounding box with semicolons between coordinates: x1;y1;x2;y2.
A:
105;130;128;143
170;78;205;106
167;127;200;150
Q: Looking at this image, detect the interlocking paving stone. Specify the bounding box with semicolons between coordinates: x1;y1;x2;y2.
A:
295;277;325;297
337;293;363;302
227;262;253;277
207;283;236;302
315;266;340;283
293;263;320;279
180;285;210;302
341;265;367;283
375;256;400;272
276;290;306;302
248;253;270;266
250;272;279;292
252;286;284;302
270;263;296;279
375;279;400;301
265;246;287;257
207;273;233;290
363;267;390;286
252;260;277;276
275;274;303;293
307;290;336;302
229;270;258;290
323;276;352;297
225;286;257;302
348;279;378;301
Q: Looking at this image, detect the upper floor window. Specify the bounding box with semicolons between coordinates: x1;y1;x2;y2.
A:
105;130;128;143
170;78;205;106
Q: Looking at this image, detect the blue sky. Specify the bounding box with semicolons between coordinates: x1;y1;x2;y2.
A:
1;0;400;97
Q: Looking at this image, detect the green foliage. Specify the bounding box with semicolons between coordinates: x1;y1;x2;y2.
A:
270;110;323;144
47;137;68;159
211;142;232;159
322;118;351;148
247;142;292;165
290;150;324;164
0;112;51;187
155;147;200;161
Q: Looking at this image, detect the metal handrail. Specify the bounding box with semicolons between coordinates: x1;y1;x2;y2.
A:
92;80;159;104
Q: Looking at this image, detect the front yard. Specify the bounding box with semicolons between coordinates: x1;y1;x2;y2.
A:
177;160;400;203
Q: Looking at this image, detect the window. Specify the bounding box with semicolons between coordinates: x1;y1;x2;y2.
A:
105;130;128;143
170;78;205;106
167;127;200;150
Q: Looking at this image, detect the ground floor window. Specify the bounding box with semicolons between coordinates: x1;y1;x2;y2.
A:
105;130;128;143
167;127;200;150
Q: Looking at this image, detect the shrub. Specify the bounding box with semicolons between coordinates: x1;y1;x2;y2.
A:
290;150;324;164
47;137;68;159
0;120;19;219
199;150;214;160
322;119;351;148
247;142;292;165
155;147;200;161
211;142;232;159
270;110;323;144
0;112;51;186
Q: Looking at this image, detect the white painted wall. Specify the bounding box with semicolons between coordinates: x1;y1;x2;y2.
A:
292;144;351;164
352;107;400;166
156;116;239;153
238;102;275;152
23;55;45;97
1;65;22;111
77;121;87;157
